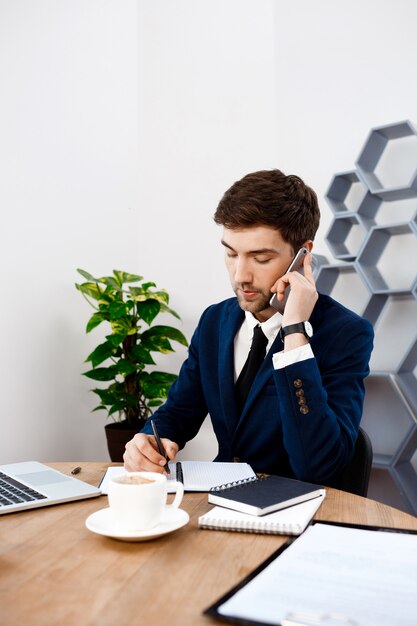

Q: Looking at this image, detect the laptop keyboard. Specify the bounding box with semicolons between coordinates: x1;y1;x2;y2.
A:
0;471;47;506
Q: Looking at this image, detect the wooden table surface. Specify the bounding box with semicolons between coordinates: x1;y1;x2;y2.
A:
1;461;417;626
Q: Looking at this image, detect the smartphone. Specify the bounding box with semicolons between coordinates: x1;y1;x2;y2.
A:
269;247;309;312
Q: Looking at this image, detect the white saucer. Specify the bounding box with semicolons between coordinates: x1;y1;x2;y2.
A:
85;506;189;542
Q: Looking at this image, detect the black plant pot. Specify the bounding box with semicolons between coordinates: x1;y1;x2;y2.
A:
104;419;145;462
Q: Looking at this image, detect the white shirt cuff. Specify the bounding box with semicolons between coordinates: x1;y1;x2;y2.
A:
272;343;314;369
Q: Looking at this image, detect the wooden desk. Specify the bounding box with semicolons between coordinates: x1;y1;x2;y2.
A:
1;462;417;626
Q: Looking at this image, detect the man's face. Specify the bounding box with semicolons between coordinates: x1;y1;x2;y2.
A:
222;226;295;322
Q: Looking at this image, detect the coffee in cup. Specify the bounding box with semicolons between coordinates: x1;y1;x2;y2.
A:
114;474;156;486
108;471;184;531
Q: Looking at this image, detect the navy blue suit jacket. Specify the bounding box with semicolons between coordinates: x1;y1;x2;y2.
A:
142;294;374;485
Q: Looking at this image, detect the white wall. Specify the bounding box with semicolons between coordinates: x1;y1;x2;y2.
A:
1;0;416;463
0;0;140;461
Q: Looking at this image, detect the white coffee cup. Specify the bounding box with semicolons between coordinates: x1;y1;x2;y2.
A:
108;471;184;531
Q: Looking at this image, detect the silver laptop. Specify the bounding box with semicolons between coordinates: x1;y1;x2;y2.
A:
0;461;101;514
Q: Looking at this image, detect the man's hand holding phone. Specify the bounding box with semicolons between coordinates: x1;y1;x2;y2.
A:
270;248;318;327
269;247;308;312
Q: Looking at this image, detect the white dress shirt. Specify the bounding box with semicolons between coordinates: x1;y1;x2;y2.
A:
233;311;314;382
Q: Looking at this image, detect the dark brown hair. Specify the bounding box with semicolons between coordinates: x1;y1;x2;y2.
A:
213;169;320;252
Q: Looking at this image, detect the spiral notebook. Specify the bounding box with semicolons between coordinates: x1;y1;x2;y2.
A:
99;461;256;494
199;493;325;536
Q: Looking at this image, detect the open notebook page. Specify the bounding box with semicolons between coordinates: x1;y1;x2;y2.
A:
169;461;255;491
99;461;255;494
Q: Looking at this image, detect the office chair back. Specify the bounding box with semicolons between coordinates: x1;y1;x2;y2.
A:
336;427;373;497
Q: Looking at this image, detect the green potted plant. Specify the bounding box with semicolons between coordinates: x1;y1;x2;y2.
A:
75;269;188;461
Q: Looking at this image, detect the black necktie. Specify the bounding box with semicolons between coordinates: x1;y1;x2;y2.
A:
235;325;268;414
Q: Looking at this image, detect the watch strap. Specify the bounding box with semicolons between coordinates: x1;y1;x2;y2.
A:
280;322;310;340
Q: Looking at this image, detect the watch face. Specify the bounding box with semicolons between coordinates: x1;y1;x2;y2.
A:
304;321;313;337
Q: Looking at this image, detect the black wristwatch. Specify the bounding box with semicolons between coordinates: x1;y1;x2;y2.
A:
280;321;313;341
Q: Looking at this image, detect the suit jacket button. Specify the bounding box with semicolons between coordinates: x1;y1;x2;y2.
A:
299;405;309;414
293;379;302;388
298;397;307;405
233;456;241;463
295;389;305;397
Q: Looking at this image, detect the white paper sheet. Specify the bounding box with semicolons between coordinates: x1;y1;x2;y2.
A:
217;522;417;626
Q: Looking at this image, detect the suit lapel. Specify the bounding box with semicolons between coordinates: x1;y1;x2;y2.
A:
218;303;244;438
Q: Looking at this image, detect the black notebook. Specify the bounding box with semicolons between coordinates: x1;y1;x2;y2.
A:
208;474;325;516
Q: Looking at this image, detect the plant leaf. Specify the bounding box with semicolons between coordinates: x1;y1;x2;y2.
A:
130;344;156;365
113;270;143;284
140;381;171;399
140;371;177;398
92;388;119;404
114;359;137;376
128;286;145;298
86;340;117;367
86;312;106;333
106;331;129;347
77;268;97;282
147;399;163;407
110;319;134;335
96;289;115;305
140;335;173;353
141;325;188;347
148;371;178;384
152;289;170;304
108;401;128;415
129;288;168;305
76;282;103;300
108;300;128;320
99;276;121;290
142;282;157;290
158;302;181;320
83;366;117;381
136;299;161;325
91;405;107;413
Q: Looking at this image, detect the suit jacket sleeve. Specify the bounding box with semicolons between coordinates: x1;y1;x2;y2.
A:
141;306;212;449
274;312;374;484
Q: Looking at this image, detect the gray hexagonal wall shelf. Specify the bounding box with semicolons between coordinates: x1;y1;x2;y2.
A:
311;253;329;278
322;119;417;514
325;171;367;214
315;262;385;323
356;222;417;294
373;198;417;227
397;336;417;419
325;213;367;261
370;294;417;378
356;120;417;200
392;459;417;514
357;191;381;228
361;373;417;467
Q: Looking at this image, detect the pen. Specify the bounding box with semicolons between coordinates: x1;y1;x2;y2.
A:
150;419;171;475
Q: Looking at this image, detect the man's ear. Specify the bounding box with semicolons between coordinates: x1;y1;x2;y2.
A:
302;240;314;253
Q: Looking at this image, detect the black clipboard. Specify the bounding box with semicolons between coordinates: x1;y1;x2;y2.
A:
203;520;417;626
204;538;295;626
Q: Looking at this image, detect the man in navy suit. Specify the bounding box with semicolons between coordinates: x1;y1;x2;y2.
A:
124;170;374;485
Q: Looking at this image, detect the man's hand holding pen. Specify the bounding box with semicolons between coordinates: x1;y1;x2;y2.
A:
123;424;179;473
150;420;171;475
